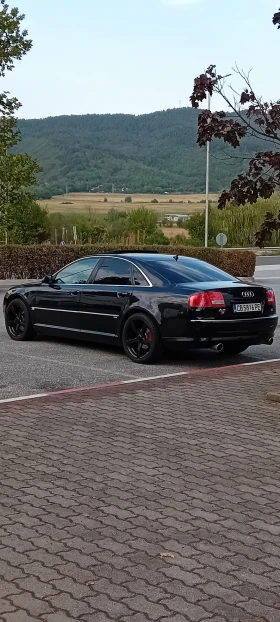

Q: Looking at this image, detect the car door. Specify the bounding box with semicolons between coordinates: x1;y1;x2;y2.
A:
33;257;100;335
79;257;134;338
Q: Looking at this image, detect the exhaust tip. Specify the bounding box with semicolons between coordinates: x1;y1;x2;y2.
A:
212;343;224;352
267;338;274;346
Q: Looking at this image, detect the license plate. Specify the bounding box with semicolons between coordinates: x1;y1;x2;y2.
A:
233;303;262;313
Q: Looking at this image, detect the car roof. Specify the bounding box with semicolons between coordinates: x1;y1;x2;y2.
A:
103;253;200;262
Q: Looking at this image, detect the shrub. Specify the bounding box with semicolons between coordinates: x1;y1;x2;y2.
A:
104;197;108;202
187;198;280;248
0;245;256;279
124;196;132;203
144;230;170;245
169;199;173;203
151;198;158;204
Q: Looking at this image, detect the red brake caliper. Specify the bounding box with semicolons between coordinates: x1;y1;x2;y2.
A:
146;330;152;343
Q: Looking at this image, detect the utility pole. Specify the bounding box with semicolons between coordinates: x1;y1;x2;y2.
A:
205;92;211;248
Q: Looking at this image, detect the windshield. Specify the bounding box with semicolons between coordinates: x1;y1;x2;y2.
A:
146;257;236;284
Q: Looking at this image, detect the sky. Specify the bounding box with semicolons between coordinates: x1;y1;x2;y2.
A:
3;0;279;119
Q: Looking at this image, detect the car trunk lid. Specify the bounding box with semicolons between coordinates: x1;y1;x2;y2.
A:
177;281;272;320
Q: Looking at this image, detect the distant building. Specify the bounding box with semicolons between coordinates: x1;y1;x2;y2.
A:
164;214;190;223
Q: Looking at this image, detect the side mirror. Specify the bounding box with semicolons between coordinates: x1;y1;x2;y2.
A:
42;275;53;284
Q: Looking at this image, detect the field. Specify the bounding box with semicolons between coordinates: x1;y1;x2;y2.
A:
161;227;189;238
39;192;219;215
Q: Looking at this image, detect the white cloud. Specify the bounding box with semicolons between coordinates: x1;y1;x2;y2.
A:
161;0;201;5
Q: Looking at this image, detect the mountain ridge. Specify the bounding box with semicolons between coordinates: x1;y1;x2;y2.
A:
15;107;266;199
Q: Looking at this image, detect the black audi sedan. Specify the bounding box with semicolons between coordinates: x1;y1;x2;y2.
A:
3;252;278;364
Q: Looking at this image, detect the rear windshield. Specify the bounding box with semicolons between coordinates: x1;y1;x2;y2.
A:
146;257;235;284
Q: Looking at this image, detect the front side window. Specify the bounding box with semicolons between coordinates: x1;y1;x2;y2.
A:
93;258;132;286
54;258;99;284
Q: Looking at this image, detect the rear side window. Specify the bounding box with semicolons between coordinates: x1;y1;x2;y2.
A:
133;266;150;286
93;258;132;286
146;257;234;284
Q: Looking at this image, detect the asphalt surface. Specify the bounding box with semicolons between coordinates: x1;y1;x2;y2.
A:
257;254;280;265
1;267;280;401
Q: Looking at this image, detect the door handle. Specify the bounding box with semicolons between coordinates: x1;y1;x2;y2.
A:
117;292;128;298
71;290;80;296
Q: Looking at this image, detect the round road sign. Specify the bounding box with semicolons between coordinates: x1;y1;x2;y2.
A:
216;233;228;247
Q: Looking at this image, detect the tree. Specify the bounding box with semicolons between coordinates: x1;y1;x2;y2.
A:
0;0;32;77
105;208;128;238
187;211;217;246
0;1;42;239
126;206;158;241
77;221;108;244
190;6;280;246
6;196;49;243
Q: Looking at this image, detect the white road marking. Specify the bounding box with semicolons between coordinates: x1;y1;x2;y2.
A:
0;372;189;405
1;360;280;406
0;392;48;404
243;358;280;366
2;350;138;378
255;265;280;271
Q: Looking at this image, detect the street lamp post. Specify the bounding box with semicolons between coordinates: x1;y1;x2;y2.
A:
205;92;211;248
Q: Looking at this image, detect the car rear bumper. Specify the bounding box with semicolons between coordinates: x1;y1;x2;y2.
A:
163;314;278;348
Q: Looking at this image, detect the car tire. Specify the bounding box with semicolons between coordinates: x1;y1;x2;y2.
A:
122;313;163;364
5;298;36;341
222;343;249;355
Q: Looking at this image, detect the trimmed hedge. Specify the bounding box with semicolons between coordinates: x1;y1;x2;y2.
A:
0;244;256;279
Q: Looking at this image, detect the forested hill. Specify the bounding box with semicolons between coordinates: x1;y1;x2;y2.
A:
17;107;266;199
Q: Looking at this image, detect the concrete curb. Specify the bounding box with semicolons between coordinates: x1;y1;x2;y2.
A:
266;393;280;403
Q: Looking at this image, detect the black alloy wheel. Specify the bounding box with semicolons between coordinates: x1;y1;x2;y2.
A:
5;298;35;341
122;313;162;364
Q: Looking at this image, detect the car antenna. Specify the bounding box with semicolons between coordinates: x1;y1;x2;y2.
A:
173;254;179;262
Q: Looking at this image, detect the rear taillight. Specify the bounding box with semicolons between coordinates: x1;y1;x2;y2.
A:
266;289;276;305
189;291;226;308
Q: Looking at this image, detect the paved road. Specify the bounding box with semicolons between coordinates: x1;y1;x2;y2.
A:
1;270;280;401
257;255;280;266
1;363;280;621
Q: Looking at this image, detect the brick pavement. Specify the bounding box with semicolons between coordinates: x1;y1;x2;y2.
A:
0;363;280;621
